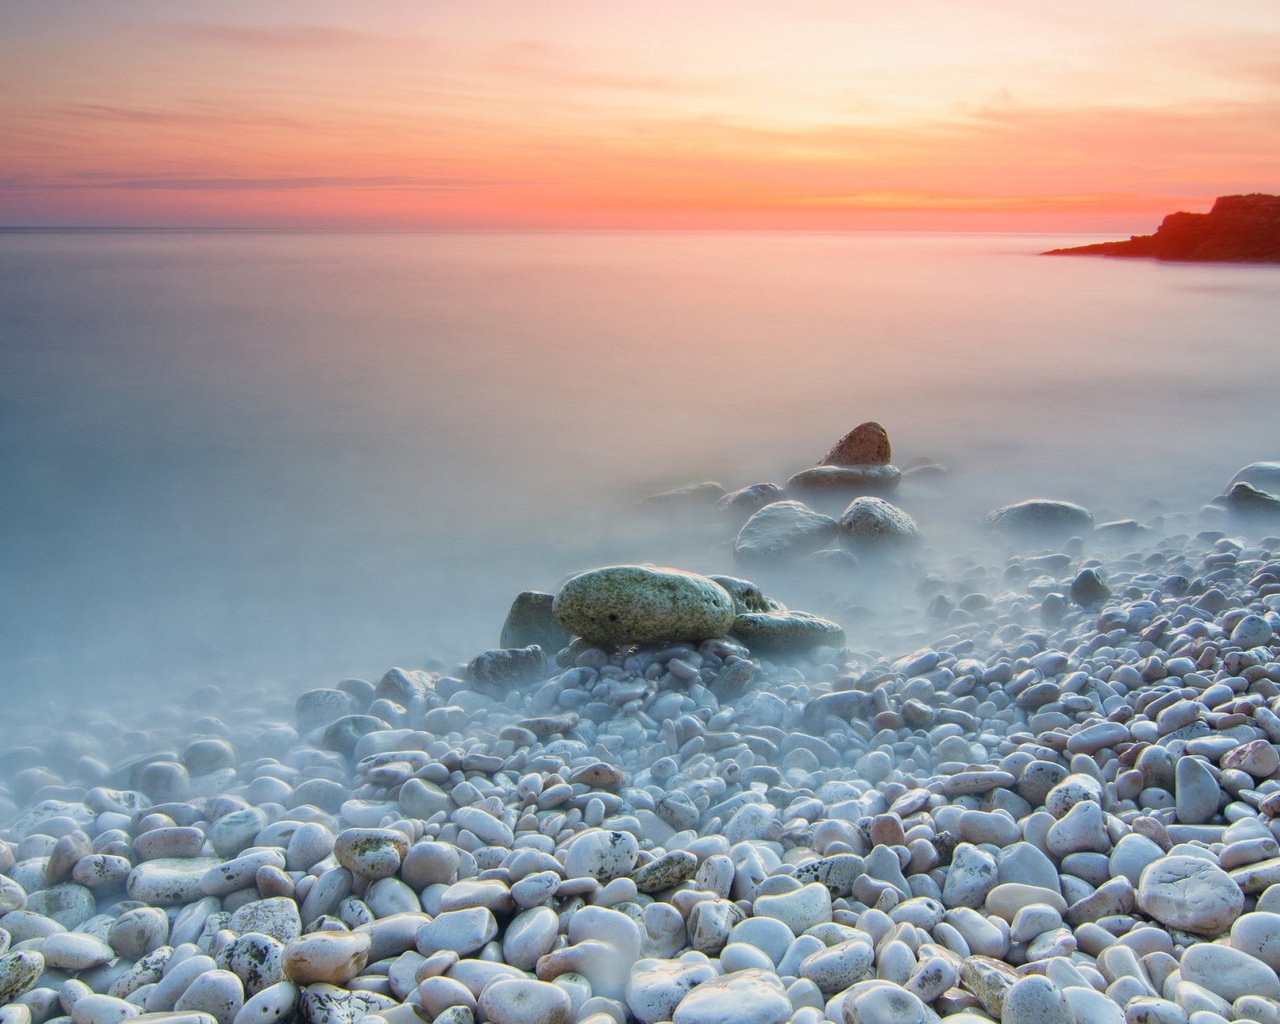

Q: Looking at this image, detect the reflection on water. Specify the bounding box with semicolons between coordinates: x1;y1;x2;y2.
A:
1;230;1277;692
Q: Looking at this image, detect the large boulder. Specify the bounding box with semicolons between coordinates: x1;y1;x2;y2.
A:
820;421;891;466
552;566;735;646
985;499;1093;537
500;591;572;654
839;496;919;544
734;500;839;563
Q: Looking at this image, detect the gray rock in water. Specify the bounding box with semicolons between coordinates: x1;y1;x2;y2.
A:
1231;461;1280;491
786;464;900;495
985;499;1094;536
1070;567;1110;607
1227;481;1280;517
707;575;781;614
469;647;549;694
553;566;735;646
717;483;785;516
734;500;839;563
500;592;572;654
637;481;725;510
730;611;845;655
295;689;359;733
839;496;919;544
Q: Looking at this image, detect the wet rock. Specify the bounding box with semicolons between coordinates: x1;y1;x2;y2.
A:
838;496;919;544
733;501;839;563
985;499;1093;536
553;566;735;646
730;611;845;655
499;592;572;655
468;646;549;693
819;421;891;466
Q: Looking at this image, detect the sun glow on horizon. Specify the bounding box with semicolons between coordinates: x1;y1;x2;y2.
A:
2;1;1278;231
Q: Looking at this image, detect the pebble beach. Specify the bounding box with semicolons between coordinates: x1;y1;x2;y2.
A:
6;425;1280;1024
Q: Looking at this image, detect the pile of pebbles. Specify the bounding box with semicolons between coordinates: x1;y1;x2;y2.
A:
6;463;1280;1024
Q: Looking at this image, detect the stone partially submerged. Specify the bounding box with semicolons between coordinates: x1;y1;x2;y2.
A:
820;421;891;466
552;565;735;646
733;500;839;563
499;591;572;654
707;574;782;614
636;481;726;510
985;499;1093;537
1227;481;1280;518
730;610;846;655
786;464;901;495
838;496;919;544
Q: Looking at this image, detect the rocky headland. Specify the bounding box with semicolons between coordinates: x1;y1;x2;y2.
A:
5;424;1280;1024
1045;194;1280;263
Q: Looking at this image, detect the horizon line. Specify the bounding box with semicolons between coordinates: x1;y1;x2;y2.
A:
0;224;1115;236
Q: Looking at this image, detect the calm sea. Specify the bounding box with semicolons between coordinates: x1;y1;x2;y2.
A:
2;230;1278;693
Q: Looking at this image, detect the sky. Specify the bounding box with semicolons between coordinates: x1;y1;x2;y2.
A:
2;1;1278;231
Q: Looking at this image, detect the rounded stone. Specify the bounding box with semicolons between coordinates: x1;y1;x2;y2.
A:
820;422;891;467
127;858;222;907
838;496;919;543
0;951;44;1004
562;829;640;882
281;931;371;985
1180;940;1280;1001
552;566;735;646
1137;855;1243;935
1001;975;1072;1024
671;968;791;1024
985;499;1093;536
477;978;573;1024
733;501;840;563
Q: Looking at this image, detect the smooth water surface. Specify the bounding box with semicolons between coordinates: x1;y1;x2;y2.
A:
2;230;1278;691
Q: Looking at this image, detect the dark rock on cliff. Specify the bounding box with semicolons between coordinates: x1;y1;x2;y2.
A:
1045;193;1280;263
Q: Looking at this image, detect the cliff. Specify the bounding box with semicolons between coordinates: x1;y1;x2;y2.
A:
1045;193;1280;263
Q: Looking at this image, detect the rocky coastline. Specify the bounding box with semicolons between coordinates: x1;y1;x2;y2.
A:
1045;194;1280;263
5;425;1280;1024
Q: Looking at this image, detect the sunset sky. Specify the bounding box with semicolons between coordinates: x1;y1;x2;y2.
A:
2;1;1278;231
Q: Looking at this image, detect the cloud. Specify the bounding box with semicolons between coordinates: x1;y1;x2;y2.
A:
1;174;514;193
489;40;723;96
149;22;410;51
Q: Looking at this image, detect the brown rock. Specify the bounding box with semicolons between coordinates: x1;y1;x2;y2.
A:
819;422;891;467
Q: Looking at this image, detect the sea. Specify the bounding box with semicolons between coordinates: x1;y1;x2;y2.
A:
2;229;1278;696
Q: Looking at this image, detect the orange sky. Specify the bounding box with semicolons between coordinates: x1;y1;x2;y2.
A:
2;1;1278;230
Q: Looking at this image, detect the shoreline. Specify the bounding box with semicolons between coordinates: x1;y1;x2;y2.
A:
3;449;1280;1024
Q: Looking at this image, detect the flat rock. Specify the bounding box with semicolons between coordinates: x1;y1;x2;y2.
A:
787;464;900;495
985;499;1093;536
730;610;845;655
1137;854;1243;935
127;859;222;907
